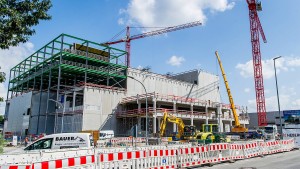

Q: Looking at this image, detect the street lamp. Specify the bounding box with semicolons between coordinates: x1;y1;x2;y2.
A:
127;76;148;145
49;99;64;133
273;56;283;139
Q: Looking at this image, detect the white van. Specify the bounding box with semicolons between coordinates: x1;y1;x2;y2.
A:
24;133;94;151
99;130;114;140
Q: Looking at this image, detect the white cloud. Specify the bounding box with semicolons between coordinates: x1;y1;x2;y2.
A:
136;65;143;69
119;0;235;29
0;42;34;114
286;57;300;66
118;18;124;25
247;94;300;113
166;55;185;66
264;89;271;94
244;88;250;93
292;99;300;107
236;57;300;79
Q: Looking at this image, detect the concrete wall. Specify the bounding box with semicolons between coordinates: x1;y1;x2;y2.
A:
82;87;125;131
29;92;56;135
127;69;220;103
5;92;32;135
248;111;279;128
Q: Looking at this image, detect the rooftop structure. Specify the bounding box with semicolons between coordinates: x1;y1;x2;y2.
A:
4;34;249;137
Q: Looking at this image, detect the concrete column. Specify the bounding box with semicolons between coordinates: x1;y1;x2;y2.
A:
219;120;224;132
71;91;76;132
157;117;161;132
205;105;209;125
137;99;142;132
217;104;222;132
173;102;177;132
153;115;157;134
72;92;76;111
63;94;67;112
190;104;194;126
153;98;157;133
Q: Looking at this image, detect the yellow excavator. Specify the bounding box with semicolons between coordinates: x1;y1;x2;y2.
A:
159;111;227;143
160;111;187;140
215;51;248;133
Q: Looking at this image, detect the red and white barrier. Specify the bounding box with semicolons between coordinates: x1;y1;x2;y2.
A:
265;140;282;154
0;138;297;169
280;139;295;152
1;164;31;169
243;142;261;158
147;149;177;168
98;150;147;169
229;143;244;160
208;143;231;163
32;154;95;169
178;146;210;167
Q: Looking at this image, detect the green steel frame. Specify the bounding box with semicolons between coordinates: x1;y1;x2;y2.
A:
6;34;127;134
7;33;127;99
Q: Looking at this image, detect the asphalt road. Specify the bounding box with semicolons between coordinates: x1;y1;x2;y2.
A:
197;149;300;169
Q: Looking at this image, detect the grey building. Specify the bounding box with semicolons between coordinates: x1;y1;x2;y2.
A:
4;34;249;137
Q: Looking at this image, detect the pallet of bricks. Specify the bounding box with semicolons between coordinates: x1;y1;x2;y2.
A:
0;139;295;169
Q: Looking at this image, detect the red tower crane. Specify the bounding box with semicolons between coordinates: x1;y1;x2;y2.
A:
246;0;267;126
104;21;202;67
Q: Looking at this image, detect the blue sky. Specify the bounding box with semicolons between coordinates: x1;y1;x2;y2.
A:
1;0;300;114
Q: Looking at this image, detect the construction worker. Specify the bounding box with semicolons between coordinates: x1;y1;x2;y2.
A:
24;137;29;147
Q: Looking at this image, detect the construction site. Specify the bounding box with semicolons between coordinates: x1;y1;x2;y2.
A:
4;32;249;137
1;0;298;168
2;0;281;145
3;0;270;141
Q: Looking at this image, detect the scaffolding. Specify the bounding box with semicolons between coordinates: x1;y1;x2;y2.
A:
6;34;127;134
7;33;127;98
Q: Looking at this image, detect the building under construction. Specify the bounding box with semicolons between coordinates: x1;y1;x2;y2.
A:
4;34;249;137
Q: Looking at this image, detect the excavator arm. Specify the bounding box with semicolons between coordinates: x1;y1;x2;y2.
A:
159;111;168;137
215;51;248;132
159;111;185;139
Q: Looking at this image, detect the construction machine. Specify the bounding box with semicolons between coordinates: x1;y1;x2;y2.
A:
160;111;186;140
215;51;248;133
159;111;228;143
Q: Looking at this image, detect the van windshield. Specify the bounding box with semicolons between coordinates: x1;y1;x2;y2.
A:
24;138;53;150
100;133;106;137
265;127;274;133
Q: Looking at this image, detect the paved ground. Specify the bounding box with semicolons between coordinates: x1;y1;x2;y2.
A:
197;149;300;169
3;146;25;154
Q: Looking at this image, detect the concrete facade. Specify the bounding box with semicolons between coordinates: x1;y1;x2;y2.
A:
5;68;249;137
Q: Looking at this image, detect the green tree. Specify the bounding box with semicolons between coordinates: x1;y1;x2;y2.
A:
0;67;5;102
0;0;52;49
0;134;5;154
0;115;4;124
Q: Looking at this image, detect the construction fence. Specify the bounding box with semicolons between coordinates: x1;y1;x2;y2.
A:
0;139;295;169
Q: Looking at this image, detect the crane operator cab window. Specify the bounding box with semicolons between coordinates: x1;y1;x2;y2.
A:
183;126;196;136
24;138;53;150
204;125;210;132
212;125;218;133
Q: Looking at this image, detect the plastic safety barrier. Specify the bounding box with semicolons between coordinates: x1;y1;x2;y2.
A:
208;143;231;163
1;164;31;169
98;150;147;169
178;146;210;168
229;143;244;160
265;140;282;154
1;139;297;169
31;154;95;169
147;149;177;168
243;142;261;158
280;139;295;152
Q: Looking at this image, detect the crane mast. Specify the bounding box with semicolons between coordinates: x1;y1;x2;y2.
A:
104;21;202;67
247;0;267;126
215;51;248;132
